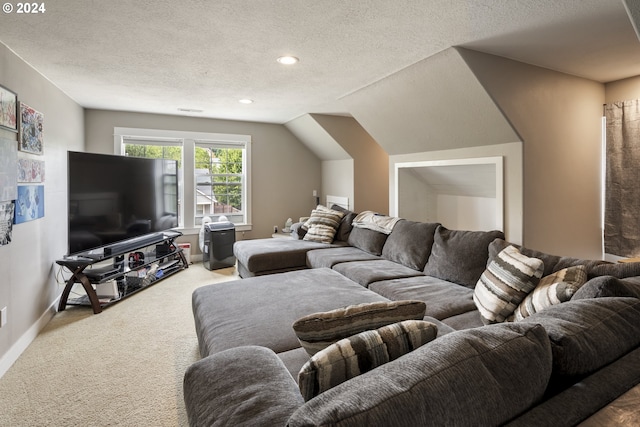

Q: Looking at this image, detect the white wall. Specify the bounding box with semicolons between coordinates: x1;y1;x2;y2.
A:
437;195;497;231
321;159;354;210
397;168;437;222
0;43;84;376
390;142;523;244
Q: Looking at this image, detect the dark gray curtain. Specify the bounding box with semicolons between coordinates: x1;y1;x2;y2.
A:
605;99;640;257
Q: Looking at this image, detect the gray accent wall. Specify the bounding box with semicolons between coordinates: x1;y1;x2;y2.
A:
0;43;84;374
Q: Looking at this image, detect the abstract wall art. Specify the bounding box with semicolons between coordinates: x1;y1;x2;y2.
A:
19;102;44;155
14;184;44;224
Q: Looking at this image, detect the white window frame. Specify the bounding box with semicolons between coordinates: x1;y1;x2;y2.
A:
194;139;248;226
114;127;252;234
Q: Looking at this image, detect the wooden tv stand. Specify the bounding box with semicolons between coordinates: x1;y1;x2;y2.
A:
56;230;188;314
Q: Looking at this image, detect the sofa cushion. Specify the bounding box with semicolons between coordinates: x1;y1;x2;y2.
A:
381;220;439;271
519;297;640;377
441;309;484;330
369;275;477;320
347;227;388;256
423;226;505;288
303;205;345;243
298;320;438;401
572;275;640;300
306;246;380;269
234;238;332;275
511;265;588;321
292;300;426;356
474;245;544;324
183;346;303;427
192;268;390;357
332;259;425;288
287;323;552;427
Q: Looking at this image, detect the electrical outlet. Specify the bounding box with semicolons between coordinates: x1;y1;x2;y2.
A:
0;307;6;328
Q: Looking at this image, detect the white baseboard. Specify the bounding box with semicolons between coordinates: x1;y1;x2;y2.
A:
0;298;58;379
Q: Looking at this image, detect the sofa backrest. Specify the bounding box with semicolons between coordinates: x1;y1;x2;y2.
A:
287;323;552;427
487;238;620;278
381;220;440;271
347;227;389;256
423;226;505;288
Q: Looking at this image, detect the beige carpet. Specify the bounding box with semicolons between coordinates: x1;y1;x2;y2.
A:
0;263;238;427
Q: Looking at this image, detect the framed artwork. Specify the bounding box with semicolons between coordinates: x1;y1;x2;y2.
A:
14;184;44;224
0;201;14;246
17;158;45;183
0;137;18;201
0;85;18;132
20;102;44;155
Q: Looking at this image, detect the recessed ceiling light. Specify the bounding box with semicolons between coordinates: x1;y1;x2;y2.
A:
277;56;299;65
239;99;254;104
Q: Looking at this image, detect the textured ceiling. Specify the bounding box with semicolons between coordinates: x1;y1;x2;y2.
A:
0;0;638;124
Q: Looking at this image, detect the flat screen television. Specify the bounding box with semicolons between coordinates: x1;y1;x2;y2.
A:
67;151;179;255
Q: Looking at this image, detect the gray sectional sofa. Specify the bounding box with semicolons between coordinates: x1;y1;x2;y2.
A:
184;208;640;426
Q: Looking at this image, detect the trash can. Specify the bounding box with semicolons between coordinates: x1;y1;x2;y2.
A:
203;221;236;270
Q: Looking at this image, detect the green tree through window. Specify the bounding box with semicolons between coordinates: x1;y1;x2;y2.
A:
195;145;244;223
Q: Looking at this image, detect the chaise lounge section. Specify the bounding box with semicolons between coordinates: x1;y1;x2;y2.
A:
185;205;640;426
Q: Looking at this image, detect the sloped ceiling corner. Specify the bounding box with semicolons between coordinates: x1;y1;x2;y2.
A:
623;0;640;41
284;114;351;161
341;47;521;155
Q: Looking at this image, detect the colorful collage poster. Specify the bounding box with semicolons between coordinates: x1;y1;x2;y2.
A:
17;158;45;183
20;102;44;155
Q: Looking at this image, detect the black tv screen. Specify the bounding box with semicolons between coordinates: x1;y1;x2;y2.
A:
67;151;179;255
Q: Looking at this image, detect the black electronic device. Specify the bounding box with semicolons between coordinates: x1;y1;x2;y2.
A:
66;151;179;255
203;221;236;270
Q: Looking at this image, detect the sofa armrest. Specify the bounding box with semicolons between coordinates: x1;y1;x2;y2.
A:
184;346;304;426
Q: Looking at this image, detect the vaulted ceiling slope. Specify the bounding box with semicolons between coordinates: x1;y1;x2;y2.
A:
0;1;638;124
341;47;521;156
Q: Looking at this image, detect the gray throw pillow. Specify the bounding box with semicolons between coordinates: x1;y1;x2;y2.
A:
423;226;505;287
330;204;357;242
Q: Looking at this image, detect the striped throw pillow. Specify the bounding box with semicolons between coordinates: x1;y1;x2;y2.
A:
292;300;427;356
303;205;345;243
511;265;587;321
473;245;544;324
298;320;438;401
